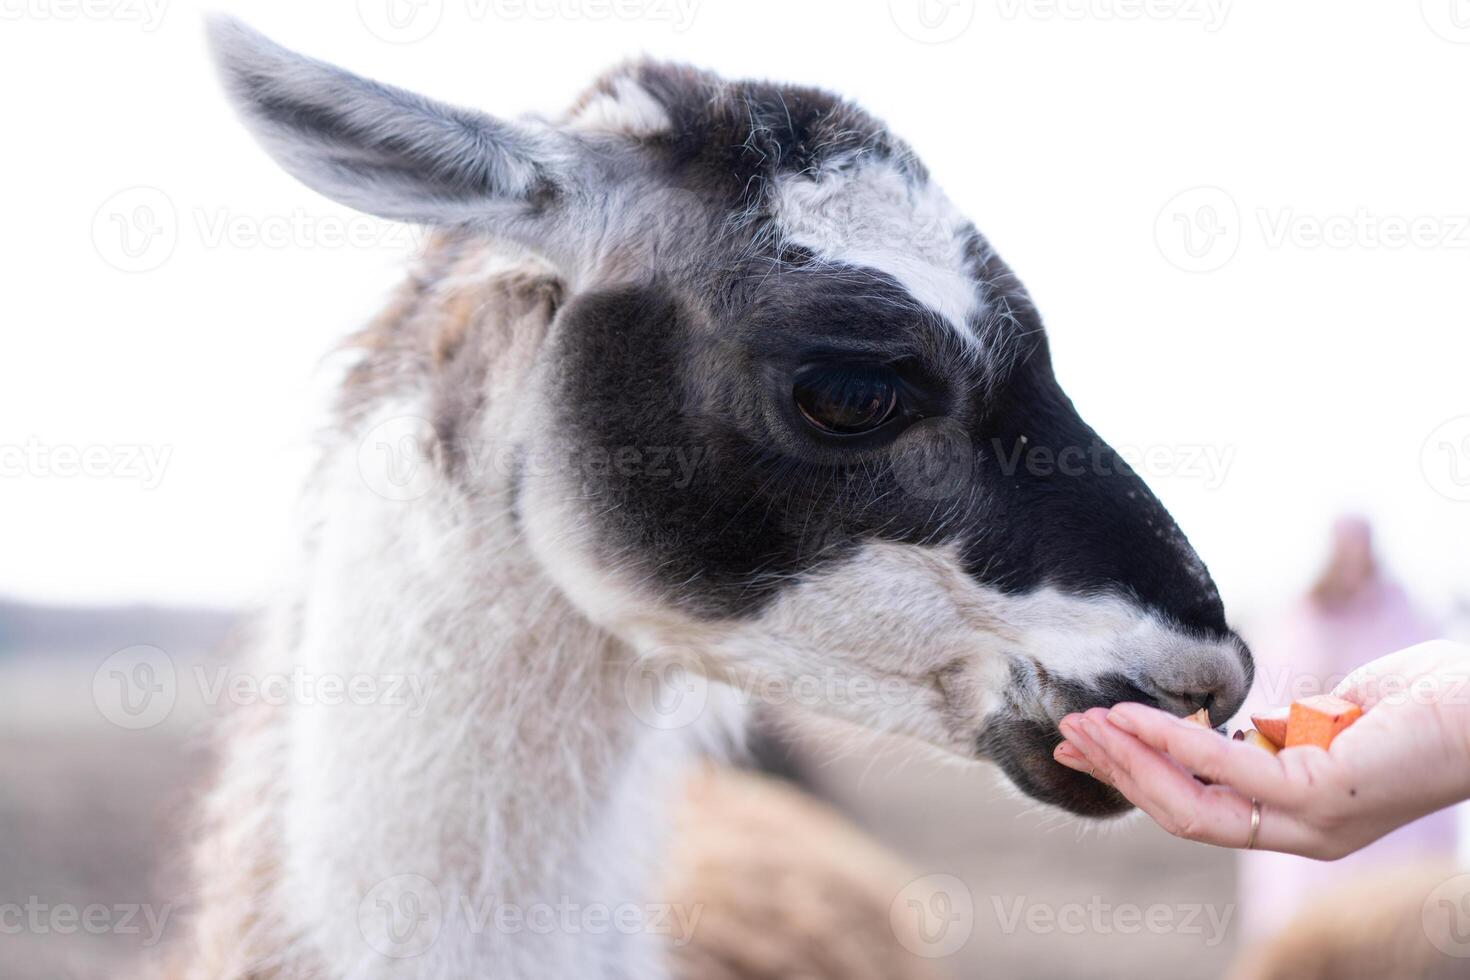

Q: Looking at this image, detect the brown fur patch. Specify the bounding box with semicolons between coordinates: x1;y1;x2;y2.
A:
661;766;941;980
1227;863;1467;980
333;231;563;478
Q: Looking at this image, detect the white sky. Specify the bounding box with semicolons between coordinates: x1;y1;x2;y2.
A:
1;0;1468;623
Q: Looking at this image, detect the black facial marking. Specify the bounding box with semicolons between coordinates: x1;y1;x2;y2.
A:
551;259;982;619
960;355;1231;638
542;63;1255;817
563;66;1238;642
553;243;1237;652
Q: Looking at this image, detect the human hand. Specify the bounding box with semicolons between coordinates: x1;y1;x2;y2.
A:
1054;640;1470;859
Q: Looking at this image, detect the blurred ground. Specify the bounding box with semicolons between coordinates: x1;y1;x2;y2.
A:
791;730;1239;980
4;603;1236;979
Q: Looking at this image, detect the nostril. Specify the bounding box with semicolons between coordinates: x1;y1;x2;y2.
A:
1159;675;1250;725
1157;687;1219;719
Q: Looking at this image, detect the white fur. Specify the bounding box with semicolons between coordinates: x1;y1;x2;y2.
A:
282;405;737;979
518;447;1246;757
193;29;1248;976
772;158;982;344
193;266;740;978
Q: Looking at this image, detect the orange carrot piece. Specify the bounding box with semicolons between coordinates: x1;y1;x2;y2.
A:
1250;707;1290;749
1285;694;1363;749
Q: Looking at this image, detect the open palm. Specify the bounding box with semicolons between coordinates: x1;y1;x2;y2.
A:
1055;640;1470;859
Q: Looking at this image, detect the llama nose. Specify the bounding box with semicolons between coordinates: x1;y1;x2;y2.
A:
1149;640;1252;724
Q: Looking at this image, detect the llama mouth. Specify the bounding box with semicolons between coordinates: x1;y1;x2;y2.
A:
976;712;1133;818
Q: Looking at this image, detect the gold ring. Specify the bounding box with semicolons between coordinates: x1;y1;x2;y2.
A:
1245;798;1261;850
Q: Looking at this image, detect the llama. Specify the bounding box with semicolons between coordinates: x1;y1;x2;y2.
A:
184;18;1254;979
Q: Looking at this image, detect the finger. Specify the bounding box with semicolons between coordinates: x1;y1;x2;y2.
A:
1070;709;1256;846
1071;711;1326;853
1057;718;1111;785
1052;741;1095;777
1331;640;1470;710
1105;703;1305;807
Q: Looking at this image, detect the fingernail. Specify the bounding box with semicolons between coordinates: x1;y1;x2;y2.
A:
1053;748;1091;773
1107;706;1140;732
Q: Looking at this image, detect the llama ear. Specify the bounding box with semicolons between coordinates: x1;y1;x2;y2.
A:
206;17;584;246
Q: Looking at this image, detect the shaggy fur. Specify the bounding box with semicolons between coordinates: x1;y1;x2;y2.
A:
182;20;1258;978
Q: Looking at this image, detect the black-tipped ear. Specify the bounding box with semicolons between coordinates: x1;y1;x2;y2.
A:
206;16;581;234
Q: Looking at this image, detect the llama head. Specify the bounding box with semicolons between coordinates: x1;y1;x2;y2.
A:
209;18;1252;817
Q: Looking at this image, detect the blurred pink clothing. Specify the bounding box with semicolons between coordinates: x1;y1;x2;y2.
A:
1236;518;1457;941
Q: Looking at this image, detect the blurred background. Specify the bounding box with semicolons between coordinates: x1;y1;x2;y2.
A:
2;1;1468;977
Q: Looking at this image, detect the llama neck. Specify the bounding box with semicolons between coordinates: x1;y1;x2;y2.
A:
275;431;699;979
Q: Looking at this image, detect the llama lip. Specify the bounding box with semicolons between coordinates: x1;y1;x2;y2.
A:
977;713;1133;818
980;655;1248;816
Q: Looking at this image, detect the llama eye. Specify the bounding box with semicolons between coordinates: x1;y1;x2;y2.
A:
792;364;901;436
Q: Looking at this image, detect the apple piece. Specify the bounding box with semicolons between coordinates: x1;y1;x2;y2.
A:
1184;707;1211;729
1285;694;1363;749
1243;729;1280;756
1250;707;1290;748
